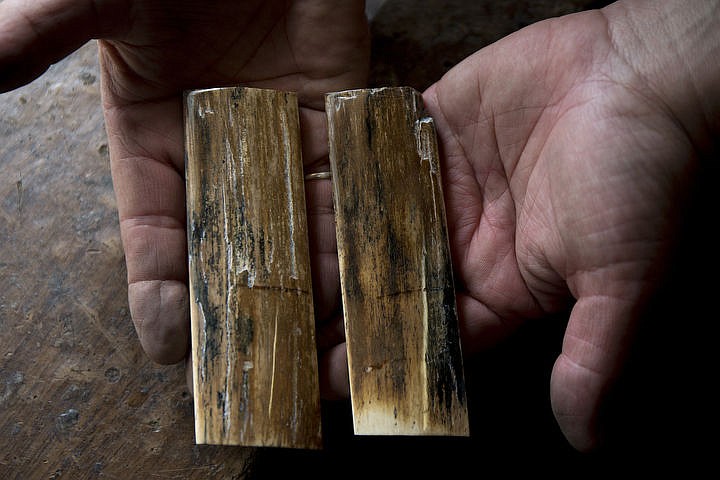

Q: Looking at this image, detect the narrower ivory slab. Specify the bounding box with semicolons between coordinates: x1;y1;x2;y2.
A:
326;87;469;436
185;87;322;449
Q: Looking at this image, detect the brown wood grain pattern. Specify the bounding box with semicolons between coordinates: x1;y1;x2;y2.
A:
326;87;469;436
184;87;322;448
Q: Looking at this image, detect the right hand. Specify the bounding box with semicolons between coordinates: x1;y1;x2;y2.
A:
418;0;717;452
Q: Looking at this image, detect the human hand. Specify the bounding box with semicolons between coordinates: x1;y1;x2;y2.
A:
0;0;369;371
422;0;718;451
322;0;719;451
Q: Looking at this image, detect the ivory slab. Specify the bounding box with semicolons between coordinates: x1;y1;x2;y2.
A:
326;87;469;436
185;87;322;449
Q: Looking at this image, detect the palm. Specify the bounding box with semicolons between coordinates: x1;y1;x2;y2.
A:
99;1;368;104
423;10;695;450
94;0;368;364
0;0;368;366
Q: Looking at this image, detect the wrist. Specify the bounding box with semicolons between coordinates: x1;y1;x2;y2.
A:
602;0;720;152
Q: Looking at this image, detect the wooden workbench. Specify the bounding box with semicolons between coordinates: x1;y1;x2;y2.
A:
1;1;713;478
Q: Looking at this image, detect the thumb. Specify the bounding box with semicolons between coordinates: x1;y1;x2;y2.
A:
0;0;128;92
550;290;642;452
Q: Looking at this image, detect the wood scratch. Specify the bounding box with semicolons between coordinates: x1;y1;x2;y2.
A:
16;176;23;213
95;471;121;480
74;300;131;365
151;465;216;477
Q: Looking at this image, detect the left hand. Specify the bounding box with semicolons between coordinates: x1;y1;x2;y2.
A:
0;0;370;372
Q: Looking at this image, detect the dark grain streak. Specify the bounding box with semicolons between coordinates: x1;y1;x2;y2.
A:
327;87;468;436
185;87;321;449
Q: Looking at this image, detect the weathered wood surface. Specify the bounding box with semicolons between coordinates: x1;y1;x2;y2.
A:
0;42;255;479
185;87;322;448
326;87;468;436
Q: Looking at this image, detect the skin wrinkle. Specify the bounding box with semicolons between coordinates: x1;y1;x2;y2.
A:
110;155;184;212
516;195;568;309
431;78;542;321
540;117;680;292
282;9;302;91
129;279;188;364
552;295;636;441
105;105;182;155
456;295;520;345
287;9;370;88
121;218;187;286
433;84;514;327
508;112;583;208
100;41;173;104
562;294;636;358
430;13;694;384
102;45;170;94
557;349;606;383
541;15;598;97
568;260;657;294
120;218;187;276
108;120;183;170
122;233;186;284
477;183;513;230
428;91;485;256
503;24;610;197
561;235;656;282
552;354;605;416
307;206;334;218
121;214;185;232
468;172;542;320
455;296;515;355
598;8;698;152
490;250;542;316
102;94;182;130
225;3;284;80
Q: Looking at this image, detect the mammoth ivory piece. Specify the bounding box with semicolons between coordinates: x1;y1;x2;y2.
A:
326;87;469;436
185;87;322;449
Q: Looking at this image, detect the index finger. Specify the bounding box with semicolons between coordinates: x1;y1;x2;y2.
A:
100;55;190;364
